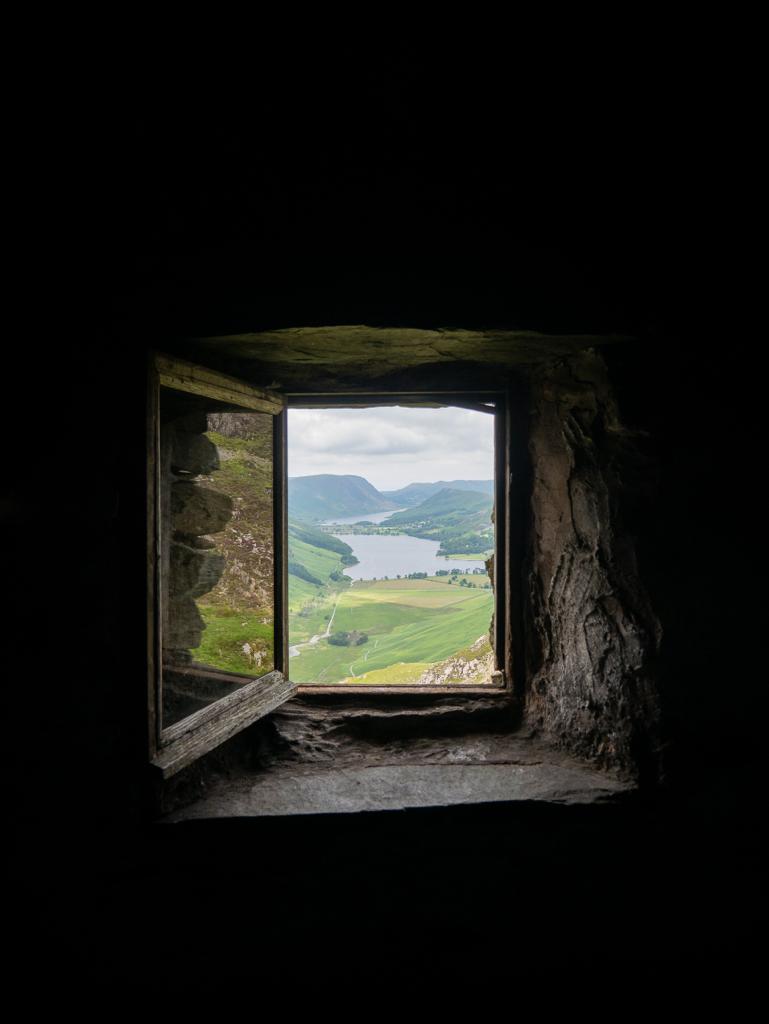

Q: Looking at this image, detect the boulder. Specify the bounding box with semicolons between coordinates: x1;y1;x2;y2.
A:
171;481;233;536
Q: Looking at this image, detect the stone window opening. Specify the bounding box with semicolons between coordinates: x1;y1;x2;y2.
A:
147;354;518;785
148;336;662;824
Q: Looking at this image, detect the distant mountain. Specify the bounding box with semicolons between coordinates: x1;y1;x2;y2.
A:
382;479;494;506
288;474;399;520
386;488;492;525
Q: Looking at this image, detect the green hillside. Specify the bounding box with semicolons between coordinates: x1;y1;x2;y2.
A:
382;479;494;506
288;536;346;583
287;528;354;616
288;520;358;561
288;474;398;520
386;487;492;523
383;487;493;556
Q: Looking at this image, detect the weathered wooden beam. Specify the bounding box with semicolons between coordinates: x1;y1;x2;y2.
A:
154;352;284;414
152;671;297;778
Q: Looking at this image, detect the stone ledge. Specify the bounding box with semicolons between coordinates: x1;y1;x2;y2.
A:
164;732;634;819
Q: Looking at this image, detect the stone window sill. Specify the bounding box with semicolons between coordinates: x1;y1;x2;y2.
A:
162;729;635;821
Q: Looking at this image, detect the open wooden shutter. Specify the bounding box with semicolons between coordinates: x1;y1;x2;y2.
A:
147;353;295;777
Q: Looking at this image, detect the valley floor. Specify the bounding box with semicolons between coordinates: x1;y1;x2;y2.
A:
289;574;494;685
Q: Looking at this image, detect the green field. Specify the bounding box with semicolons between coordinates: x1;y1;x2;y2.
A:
289;575;493;684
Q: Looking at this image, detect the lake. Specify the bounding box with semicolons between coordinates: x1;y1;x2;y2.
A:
334;532;487;580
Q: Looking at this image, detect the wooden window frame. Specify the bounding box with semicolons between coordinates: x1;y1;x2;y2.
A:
285;391;514;697
146;353;296;779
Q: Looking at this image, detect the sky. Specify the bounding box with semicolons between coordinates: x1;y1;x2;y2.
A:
288;406;495;491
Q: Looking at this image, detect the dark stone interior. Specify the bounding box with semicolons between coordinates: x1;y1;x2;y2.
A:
9;74;762;992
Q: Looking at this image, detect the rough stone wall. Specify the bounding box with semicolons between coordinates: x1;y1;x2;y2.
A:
524;350;663;781
161;411;230;663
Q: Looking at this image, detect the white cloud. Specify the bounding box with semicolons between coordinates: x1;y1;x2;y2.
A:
288;406;495;490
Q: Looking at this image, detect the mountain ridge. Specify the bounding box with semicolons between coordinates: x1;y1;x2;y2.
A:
288;474;399;520
381;479;494;506
385;487;492;524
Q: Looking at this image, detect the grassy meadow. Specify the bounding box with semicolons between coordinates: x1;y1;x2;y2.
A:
289;574;493;685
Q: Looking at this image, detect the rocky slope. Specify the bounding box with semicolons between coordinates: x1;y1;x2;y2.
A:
416;634;494;685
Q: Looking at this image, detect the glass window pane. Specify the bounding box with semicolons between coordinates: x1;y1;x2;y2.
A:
159;387;274;728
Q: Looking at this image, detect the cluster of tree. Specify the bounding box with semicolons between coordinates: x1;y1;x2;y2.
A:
448;577;490;588
288;561;322;585
288;520;355;558
437;532;492;555
436;568;484;576
328;630;368;647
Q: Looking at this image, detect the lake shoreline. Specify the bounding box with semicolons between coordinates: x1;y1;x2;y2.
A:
333;531;489;581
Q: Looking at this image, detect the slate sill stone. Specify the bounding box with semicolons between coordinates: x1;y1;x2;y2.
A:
164;733;635;820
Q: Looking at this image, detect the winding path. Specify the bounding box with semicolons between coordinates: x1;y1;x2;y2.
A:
289;590;343;659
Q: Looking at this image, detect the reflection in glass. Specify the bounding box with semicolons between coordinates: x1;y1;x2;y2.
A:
159;388;274;728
